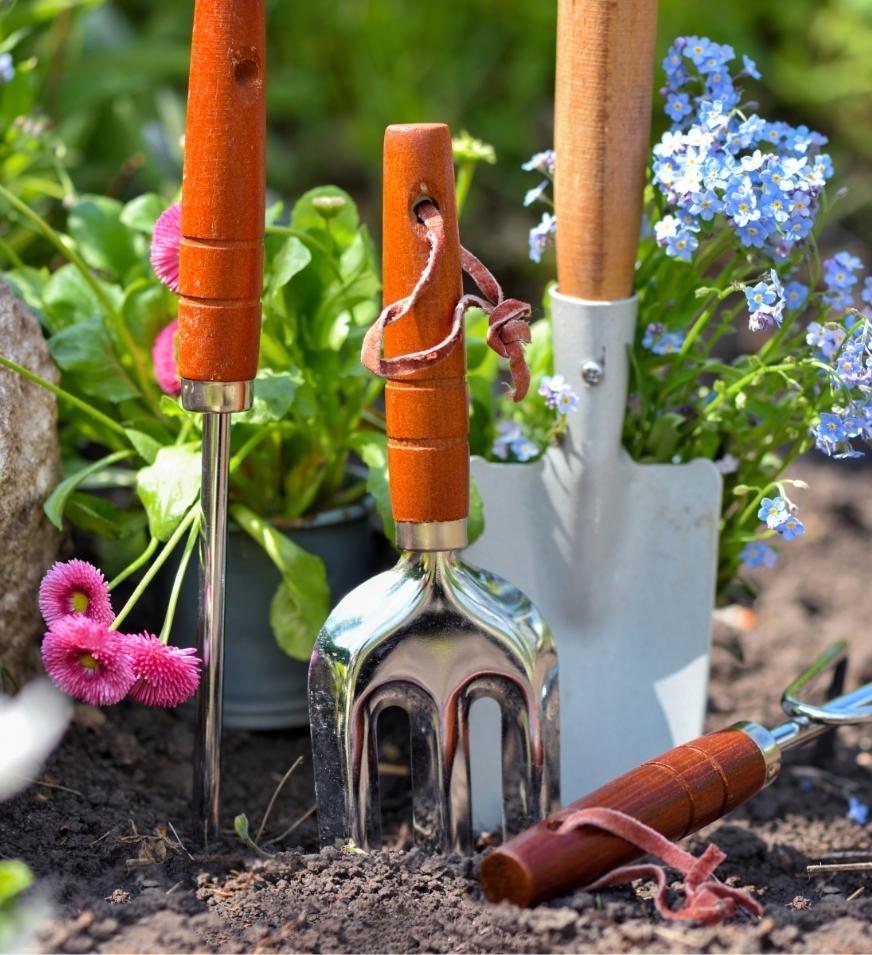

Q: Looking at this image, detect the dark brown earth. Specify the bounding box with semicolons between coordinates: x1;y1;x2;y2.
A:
5;457;872;954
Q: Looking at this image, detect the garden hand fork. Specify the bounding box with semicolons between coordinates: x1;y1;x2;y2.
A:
308;124;560;854
177;0;266;847
466;0;723;825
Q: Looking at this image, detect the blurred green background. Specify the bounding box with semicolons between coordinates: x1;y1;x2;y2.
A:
3;0;872;305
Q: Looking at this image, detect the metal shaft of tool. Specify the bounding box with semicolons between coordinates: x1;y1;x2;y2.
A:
192;410;231;848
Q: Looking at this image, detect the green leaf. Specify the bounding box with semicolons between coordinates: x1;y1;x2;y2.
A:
645;412;685;463
47;319;139;402
346;431;393;543
44;449;134;530
236;368;304;425
42;263;105;330
121;280;170;346
159;394;195;422
124;428;163;465
233;813;275;859
270;582;319;660
0;860;33;906
291;186;359;253
68;195;141;279
269;236;311;292
136;444;201;541
120;193;167;233
64;493;128;539
468;475;485;545
230;504;330;660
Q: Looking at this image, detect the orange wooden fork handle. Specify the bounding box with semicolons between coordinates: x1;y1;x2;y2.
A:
554;0;658;301
177;0;266;384
480;728;767;907
383;124;468;525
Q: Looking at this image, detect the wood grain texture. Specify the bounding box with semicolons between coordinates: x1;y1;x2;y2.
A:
554;0;658;301
382;124;468;524
177;0;266;383
480;728;767;907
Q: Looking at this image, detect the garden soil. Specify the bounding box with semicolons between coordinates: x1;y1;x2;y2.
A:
6;458;872;954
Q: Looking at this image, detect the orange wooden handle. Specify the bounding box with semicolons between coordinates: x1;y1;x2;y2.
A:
554;0;658;301
177;0;266;383
383;124;468;525
480;728;767;907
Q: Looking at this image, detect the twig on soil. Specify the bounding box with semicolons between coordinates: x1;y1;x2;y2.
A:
263;804;317;846
89;830;112;847
256;756;303;842
165;881;184;895
18;776;84;796
808;862;872;875
167;821;194;860
847;886;865;901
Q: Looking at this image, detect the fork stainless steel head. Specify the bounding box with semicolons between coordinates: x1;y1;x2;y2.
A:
308;124;560;854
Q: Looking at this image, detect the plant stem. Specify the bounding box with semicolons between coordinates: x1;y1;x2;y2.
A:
108;536;158;591
0;183;161;416
0;353;129;437
159;515;200;644
109;507;198;632
230;422;283;473
455;162;476;219
0;234;24;268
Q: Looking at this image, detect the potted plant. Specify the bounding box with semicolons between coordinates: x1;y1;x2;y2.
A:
0;180;390;726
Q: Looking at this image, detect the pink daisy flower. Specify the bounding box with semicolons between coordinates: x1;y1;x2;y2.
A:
150;202;181;294
39;559;114;628
152;319;182;397
41;618;135;706
127;634;201;707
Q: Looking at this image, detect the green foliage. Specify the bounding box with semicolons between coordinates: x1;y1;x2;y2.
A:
0;859;35;951
136;444;200;541
230;504;330;662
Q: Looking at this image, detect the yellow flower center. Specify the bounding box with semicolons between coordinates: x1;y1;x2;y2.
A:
71;591;90;613
79;653;100;670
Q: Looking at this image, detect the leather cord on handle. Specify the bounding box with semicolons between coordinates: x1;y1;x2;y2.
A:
361;202;532;401
558;808;765;927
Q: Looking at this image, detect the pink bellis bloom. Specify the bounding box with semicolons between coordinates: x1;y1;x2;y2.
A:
150;202;181;293
127;634;201;707
41;618;135;706
39;559;114;628
152;319;181;397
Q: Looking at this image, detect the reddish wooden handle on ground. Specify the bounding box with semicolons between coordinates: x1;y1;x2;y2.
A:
554;0;658;301
480;728;767;908
177;0;266;383
383;124;468;524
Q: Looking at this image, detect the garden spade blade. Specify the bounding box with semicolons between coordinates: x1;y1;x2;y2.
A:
466;0;722;825
308;124;559;854
176;0;266;847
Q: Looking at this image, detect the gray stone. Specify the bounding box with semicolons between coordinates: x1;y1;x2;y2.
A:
0;277;63;685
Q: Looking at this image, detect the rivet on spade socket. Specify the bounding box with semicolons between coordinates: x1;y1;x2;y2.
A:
581;361;604;386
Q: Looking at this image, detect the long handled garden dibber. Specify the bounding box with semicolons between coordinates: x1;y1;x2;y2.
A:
309;124;560;854
466;0;723;826
176;0;266;847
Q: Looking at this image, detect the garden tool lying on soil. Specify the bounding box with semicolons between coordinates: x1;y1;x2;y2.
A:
308;123;560;855
466;0;723;827
176;0;266;847
480;641;868;908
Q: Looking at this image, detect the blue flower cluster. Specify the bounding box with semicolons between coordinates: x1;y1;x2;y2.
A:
538;373;579;413
522;151;556;263
654;37;831;264
641;322;686;355
740;494;805;569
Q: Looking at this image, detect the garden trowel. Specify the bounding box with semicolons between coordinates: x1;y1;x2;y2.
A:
176;0;266;846
466;0;723;826
308;124;559;854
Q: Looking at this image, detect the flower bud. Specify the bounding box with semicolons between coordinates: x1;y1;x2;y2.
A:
312;196;346;220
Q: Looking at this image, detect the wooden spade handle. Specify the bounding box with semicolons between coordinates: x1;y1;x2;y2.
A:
479;728;767;908
554;0;658;301
383;124;468;525
177;0;266;384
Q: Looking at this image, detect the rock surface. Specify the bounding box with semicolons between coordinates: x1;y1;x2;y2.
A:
0;277;63;685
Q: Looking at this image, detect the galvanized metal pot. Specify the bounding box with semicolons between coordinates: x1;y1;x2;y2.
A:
166;498;375;729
